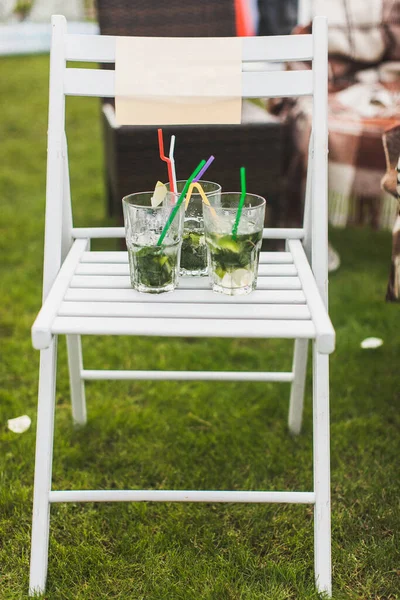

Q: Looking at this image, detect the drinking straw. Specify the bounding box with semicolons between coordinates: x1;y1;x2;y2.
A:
158;128;175;192
157;159;206;246
231;166;246;240
169;135;177;194
193;155;215;183
184;182;218;218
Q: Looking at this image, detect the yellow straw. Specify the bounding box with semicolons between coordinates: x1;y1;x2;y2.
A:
185;182;218;218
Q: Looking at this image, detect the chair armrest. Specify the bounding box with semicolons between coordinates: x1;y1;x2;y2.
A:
31;239;89;350
288;239;335;354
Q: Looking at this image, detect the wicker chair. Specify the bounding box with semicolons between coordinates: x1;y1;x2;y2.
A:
97;0;287;227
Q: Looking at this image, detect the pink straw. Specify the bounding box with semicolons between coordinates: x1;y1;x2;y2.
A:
193;155;215;183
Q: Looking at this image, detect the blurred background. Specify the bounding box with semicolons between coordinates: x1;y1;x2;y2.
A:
2;0;399;284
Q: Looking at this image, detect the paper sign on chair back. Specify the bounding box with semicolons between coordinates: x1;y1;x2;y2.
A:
115;36;242;125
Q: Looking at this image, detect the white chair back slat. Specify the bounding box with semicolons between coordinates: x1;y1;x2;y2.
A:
64;68;313;99
243;70;312;98
65;33;313;64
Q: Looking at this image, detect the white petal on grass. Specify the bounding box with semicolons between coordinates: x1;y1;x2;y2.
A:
7;415;31;434
360;337;383;349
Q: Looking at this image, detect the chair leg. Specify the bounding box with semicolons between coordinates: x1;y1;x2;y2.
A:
29;340;58;596
288;339;309;435
312;344;332;597
66;334;87;426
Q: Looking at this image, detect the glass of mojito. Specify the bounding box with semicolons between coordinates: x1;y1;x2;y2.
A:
166;180;221;276
122;191;184;293
203;192;266;296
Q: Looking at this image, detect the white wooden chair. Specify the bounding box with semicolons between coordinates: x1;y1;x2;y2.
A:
30;15;334;596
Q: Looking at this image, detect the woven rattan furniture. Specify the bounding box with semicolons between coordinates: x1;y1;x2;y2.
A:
97;0;287;226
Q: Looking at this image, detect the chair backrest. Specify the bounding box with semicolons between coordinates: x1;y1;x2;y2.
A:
43;15;328;307
96;0;237;108
96;0;237;37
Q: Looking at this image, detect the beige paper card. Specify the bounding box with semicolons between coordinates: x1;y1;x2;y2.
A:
115;36;242;125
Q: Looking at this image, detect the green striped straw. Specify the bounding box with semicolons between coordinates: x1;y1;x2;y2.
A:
231;166;246;240
157;159;206;246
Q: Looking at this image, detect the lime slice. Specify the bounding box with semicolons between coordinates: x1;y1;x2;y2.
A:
215;266;226;280
232;268;252;287
221;273;233;288
159;255;169;266
151;181;167;207
217;236;240;252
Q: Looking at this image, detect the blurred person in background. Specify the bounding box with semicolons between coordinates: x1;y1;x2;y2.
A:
257;0;299;35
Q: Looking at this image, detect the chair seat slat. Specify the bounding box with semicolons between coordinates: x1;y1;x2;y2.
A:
64;288;307;304
75;262;297;277
52;315;316;340
71;227;304;239
69;275;302;290
80;251;294;265
59;301;311;321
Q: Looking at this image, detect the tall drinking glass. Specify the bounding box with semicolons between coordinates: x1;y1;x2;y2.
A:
203;192;266;296
122;191;184;293
166;180;221;276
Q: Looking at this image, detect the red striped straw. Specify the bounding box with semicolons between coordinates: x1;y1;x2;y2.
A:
158;128;175;193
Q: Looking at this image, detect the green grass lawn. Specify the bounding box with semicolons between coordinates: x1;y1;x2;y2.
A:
0;54;399;599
